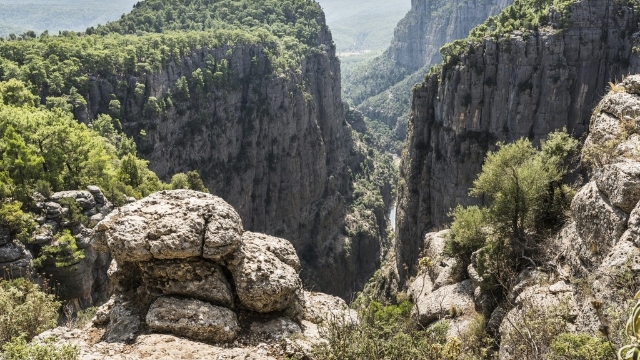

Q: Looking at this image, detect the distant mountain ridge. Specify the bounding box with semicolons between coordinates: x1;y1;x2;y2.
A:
343;0;513;139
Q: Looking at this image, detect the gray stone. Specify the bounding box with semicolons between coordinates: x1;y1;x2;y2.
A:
95;190;243;263
146;297;240;343
241;232;301;272
0;227;10;246
227;232;301;313
595;162;640;213
139;259;234;307
571;182;628;248
87;185;106;204
302;291;358;325
411;280;476;326
45;202;63;219
105;302;140;343
250;318;301;340
0;242;24;263
52;191;96;211
0;249;33;280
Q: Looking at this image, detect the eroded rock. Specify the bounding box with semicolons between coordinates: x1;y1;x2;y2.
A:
146;297;240;343
411;279;476;326
595;162;640;213
95;190;243;263
139;259;234;307
227;232;301;313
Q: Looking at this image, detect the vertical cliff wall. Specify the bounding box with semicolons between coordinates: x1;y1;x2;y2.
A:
395;0;639;284
344;0;513;134
80;12;380;298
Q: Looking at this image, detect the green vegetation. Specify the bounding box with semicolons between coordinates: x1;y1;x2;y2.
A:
0;82;164;206
444;129;579;288
312;299;461;359
33;230;85;269
0;279;60;345
439;0;575;72
0;278;77;359
1;336;78;360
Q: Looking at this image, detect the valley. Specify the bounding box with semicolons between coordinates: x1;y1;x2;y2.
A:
1;0;640;359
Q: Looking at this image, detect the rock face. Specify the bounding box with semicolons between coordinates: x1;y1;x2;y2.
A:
344;0;512;133
93;190;350;345
395;0;639;284
406;75;640;359
146;297;240;343
0;186;113;308
77;8;376;299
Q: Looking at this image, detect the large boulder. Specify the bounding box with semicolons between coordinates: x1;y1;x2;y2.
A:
227;231;302;313
411;279;476;326
571;182;628;248
94;190;243;262
51;191;96;211
146;297;240;343
595;162;640;213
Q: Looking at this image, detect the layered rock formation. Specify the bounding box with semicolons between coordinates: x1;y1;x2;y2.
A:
38;190;357;358
406;74;640;360
1;186;113;308
91;190;356;345
344;0;512;134
395;0;639;284
78;6;380;299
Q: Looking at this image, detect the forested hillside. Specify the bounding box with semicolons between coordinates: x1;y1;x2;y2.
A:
0;0;395;299
343;0;512;143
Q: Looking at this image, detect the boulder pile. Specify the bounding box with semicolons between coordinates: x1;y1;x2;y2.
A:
93;190;308;343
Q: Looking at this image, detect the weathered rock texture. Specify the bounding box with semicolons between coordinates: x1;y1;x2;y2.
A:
344;0;512;134
78;8;379;299
93;190;354;345
406;75;640;359
0;186;113;308
395;0;639;285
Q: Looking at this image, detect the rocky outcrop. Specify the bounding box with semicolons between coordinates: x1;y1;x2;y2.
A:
406;75;640;359
344;0;512;134
395;0;639;285
0;186;113;308
92;190;357;346
77;4;380;300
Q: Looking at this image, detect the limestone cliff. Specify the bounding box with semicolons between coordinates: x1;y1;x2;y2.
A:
77;11;381;298
395;0;639;284
344;0;512;135
406;74;640;360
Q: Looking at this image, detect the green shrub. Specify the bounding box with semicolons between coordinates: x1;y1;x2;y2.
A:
1;336;78;360
311;299;461;359
550;333;615;360
445;129;578;289
0;279;60;345
57;198;87;226
444;205;488;272
34;230;85;269
0;201;36;244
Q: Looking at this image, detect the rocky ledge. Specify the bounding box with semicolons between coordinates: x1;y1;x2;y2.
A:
41;189;357;356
